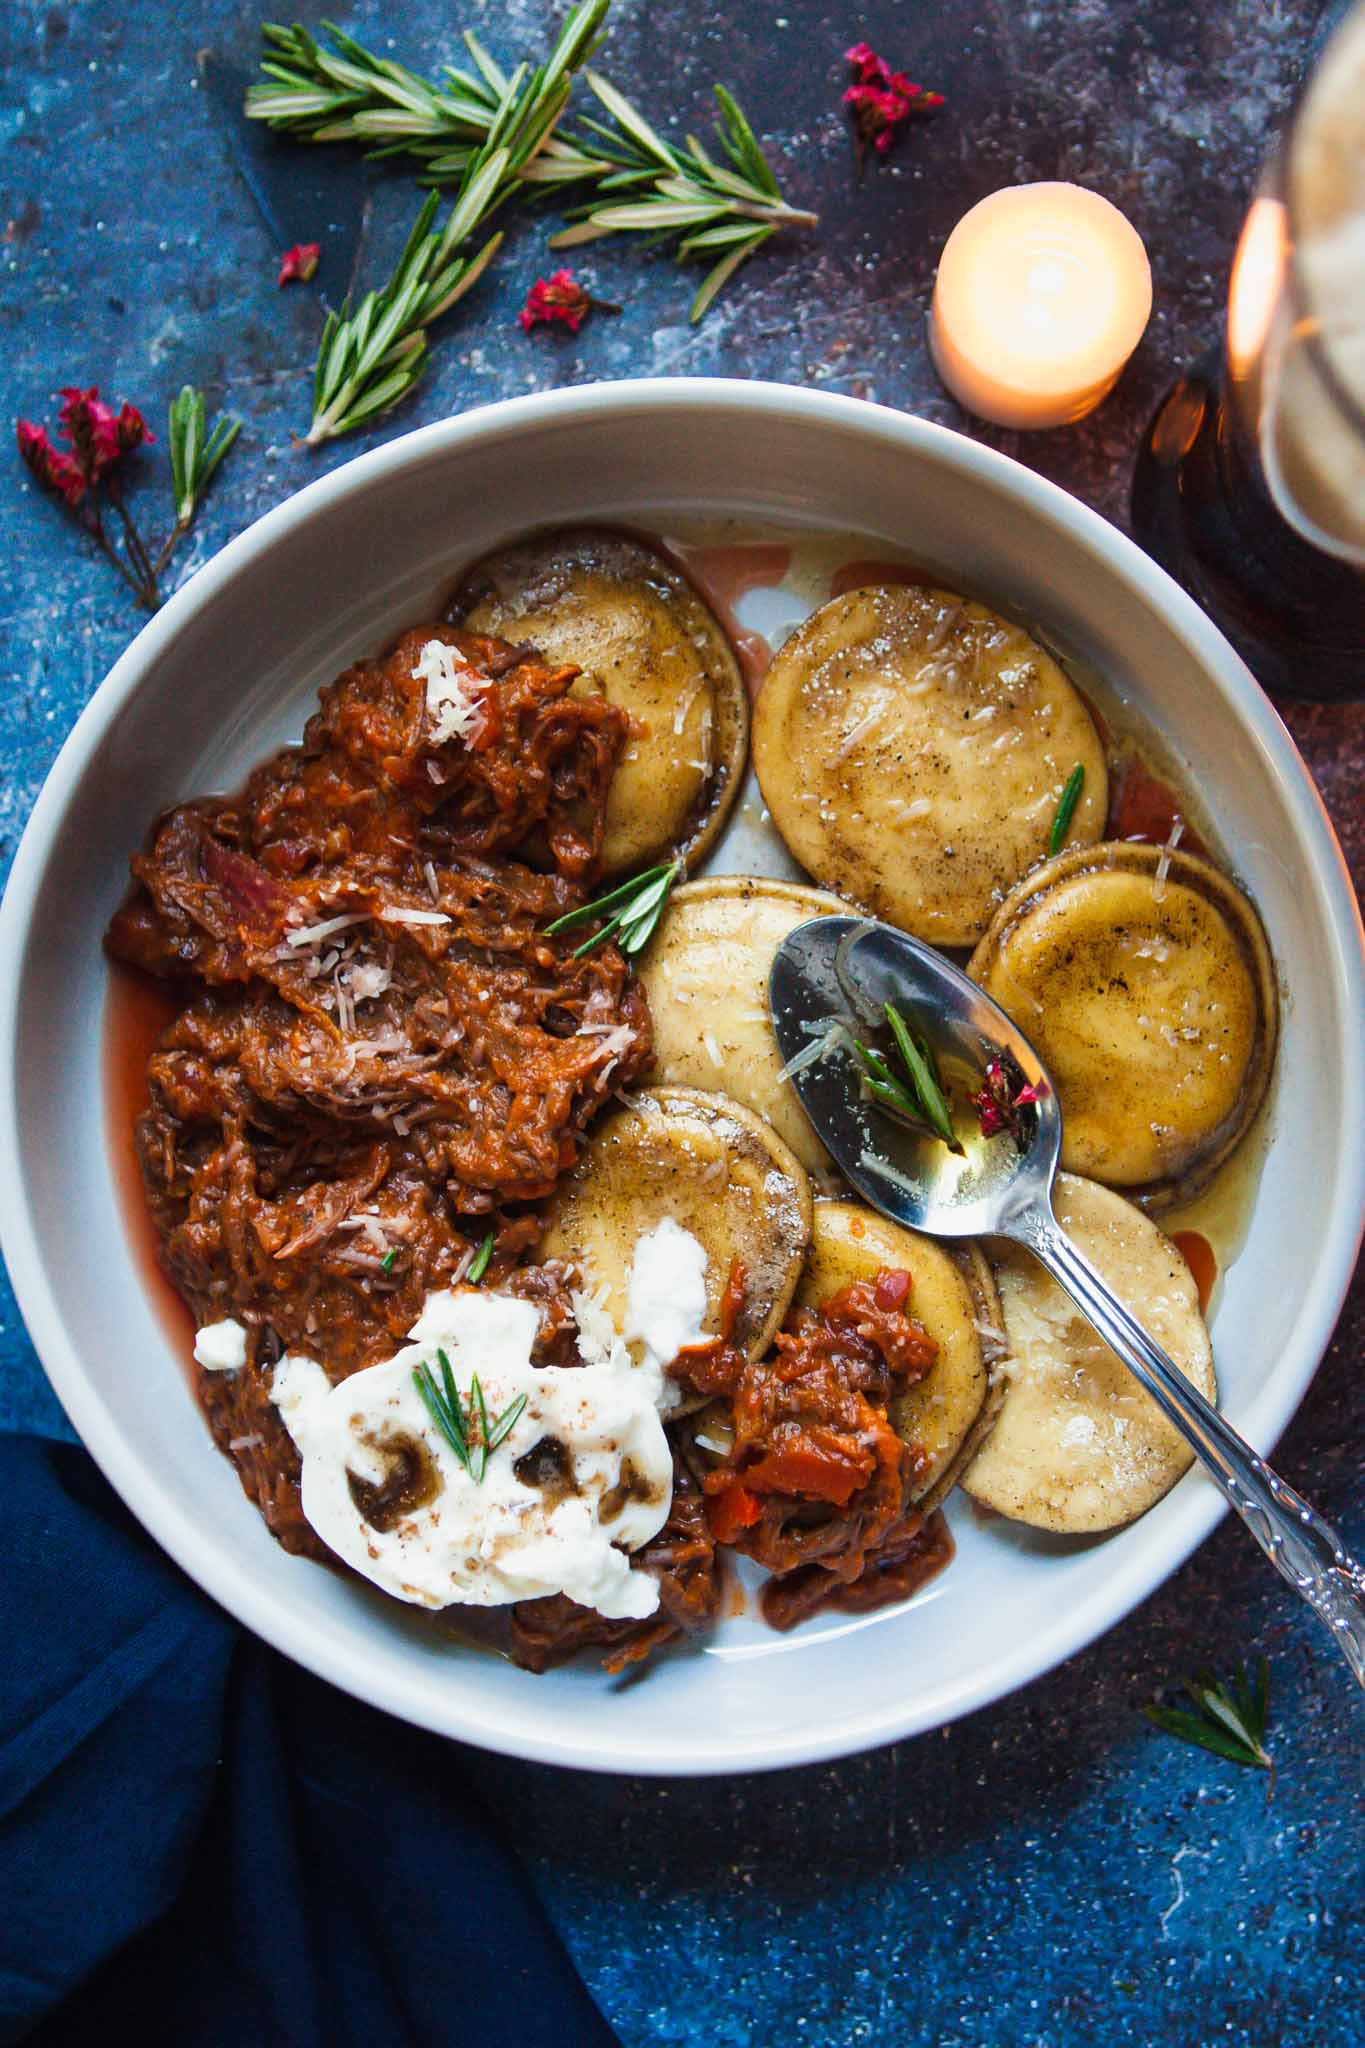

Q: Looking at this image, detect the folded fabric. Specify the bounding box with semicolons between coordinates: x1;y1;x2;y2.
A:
0;1435;621;2048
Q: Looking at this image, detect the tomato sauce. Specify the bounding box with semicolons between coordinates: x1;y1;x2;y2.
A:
1107;749;1208;856
828;557;942;598
1171;1230;1218;1315
103;961;196;1357
663;539;791;699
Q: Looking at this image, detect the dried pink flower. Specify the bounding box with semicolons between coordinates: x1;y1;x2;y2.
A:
971;1058;1047;1145
17;418;87;506
843;40;944;168
519;269;620;334
278;242;321;285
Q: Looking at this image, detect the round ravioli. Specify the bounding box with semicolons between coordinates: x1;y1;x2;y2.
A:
539;1087;812;1364
752;582;1108;946
639;876;853;1174
968;841;1277;1206
450;526;748;876
963;1174;1216;1532
796;1201;1005;1511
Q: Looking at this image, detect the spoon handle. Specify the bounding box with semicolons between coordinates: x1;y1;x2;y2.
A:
1017;1208;1365;1689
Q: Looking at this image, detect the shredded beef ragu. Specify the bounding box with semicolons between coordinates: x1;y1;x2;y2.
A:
673;1268;953;1629
107;614;955;1671
103;626;666;1596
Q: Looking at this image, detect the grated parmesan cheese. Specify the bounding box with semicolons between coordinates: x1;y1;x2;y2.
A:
379;906;451;927
285;912;367;950
413;638;481;747
1152;817;1185;903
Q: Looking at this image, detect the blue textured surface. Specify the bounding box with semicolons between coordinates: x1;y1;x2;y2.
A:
2;3;1363;2043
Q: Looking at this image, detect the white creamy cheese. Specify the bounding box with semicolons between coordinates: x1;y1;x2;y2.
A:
270;1290;672;1619
622;1216;711;1410
193;1318;248;1372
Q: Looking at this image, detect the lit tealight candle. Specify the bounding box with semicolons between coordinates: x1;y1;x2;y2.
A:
930;183;1152;429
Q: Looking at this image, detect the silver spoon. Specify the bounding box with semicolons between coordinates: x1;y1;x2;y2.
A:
770;913;1365;1687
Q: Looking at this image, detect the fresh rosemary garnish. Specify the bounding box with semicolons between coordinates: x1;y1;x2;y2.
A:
544;858;680;958
1048;762;1085;856
855;1001;962;1150
380;1247;397;1273
248;3;816;352
466;1228;495;1285
304;181;497;444
413;1349;528;1482
248;3;608;176
544;75;818;323
167;383;241;537
1144;1660;1274;1775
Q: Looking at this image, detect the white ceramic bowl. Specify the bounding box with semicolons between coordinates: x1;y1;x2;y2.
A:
2;380;1362;1776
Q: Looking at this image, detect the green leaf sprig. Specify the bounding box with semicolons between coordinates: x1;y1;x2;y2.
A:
544;858;680;958
248;3;608;177
853;1001;962;1151
1144;1660;1274;1775
167;384;242;536
247;3;816;363
466;1227;495;1284
414;1349;527;1483
1048;762;1085;856
539;74;818;323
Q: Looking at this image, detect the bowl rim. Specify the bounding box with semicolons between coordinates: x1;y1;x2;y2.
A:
3;376;1363;1775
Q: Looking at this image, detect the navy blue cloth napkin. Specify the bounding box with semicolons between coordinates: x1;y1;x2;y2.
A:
0;1435;621;2048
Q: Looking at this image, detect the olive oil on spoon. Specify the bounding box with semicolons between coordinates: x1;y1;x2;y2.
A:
770;914;1365;1688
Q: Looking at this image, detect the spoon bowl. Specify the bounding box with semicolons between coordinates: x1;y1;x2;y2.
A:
770;914;1365;1689
768;915;1060;1238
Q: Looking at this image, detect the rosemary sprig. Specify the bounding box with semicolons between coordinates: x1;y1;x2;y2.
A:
1144;1661;1274;1775
167;384;241;537
542;75;817;322
878;1001;961;1149
413;1349;528;1483
302;5;611;442
305;186;498;444
248;1;608;178
852;1037;929;1124
544;858;680;957
466;1228;494;1285
247;7;815;328
1048;763;1085;856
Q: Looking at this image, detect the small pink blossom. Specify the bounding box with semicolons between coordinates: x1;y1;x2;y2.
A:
972;1058;1047;1145
519;269;620;335
278;241;321;285
17;419;87;506
843;40;944;167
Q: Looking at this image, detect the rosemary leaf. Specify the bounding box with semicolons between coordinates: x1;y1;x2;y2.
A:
414;1352;524;1483
167;385;241;529
546;859;681;958
485;1393;529;1454
1048;763;1086;856
471;1373;490;1482
883;1002;960;1149
543;859;675;934
415;1354;471;1473
1144;1661;1274;1773
467;1228;494;1285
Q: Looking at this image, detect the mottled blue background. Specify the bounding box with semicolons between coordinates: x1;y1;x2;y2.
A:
3;2;1363;2043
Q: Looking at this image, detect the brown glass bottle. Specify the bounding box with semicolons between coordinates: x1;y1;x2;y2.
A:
1131;347;1364;702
